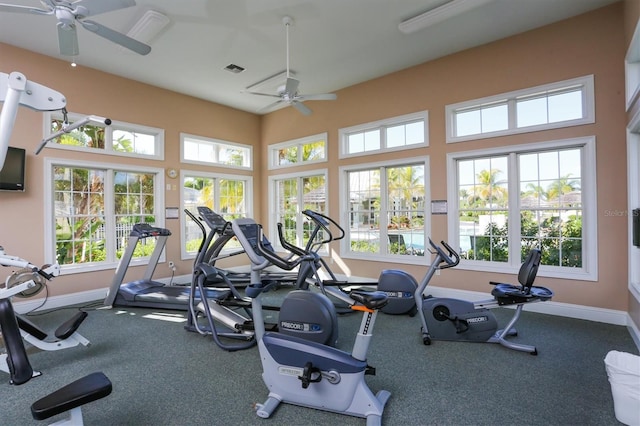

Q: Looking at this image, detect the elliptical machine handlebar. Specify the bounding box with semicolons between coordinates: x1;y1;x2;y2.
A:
302;209;345;243
255;225;313;271
276;223;307;257
428;239;460;269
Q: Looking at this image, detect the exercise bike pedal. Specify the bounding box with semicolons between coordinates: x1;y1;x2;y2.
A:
365;365;376;376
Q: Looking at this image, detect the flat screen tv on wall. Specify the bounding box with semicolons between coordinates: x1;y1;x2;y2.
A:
0;146;26;192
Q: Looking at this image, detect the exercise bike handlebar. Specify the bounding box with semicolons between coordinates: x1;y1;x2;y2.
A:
428;239;460;269
0;250;59;280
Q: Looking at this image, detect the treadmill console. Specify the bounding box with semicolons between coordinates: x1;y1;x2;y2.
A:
131;223;172;238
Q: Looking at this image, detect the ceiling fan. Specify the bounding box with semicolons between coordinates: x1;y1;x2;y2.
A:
0;0;151;56
246;16;337;116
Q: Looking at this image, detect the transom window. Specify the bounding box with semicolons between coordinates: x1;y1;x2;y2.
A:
268;133;327;169
447;137;597;280
269;170;329;252
446;75;594;143
181;133;252;170
44;159;164;273
181;171;252;258
339;111;428;158
43;111;164;159
340;157;430;263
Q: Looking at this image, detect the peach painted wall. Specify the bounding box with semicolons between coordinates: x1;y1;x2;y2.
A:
0;3;632;313
261;3;629;310
0;42;261;298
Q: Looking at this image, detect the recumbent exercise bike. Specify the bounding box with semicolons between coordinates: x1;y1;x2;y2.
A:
415;239;553;355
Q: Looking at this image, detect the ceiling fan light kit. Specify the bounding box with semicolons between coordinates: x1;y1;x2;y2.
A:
0;0;152;56
244;15;337;116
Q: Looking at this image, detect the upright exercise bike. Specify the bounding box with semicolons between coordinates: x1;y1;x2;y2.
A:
416;239;553;355
234;220;391;425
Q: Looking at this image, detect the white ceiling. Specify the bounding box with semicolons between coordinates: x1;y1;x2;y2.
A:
0;0;620;115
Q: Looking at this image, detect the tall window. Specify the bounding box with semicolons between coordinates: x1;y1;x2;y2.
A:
269;133;327;169
44;111;164;159
44;159;163;272
448;137;596;280
181;172;252;257
181;133;252;170
446;75;595;143
269;171;328;251
339;111;428;158
340;158;429;263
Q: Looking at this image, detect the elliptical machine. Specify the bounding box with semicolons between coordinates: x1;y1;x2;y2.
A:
235;220;391;425
184;209;339;351
295;209;418;316
416;239;554;355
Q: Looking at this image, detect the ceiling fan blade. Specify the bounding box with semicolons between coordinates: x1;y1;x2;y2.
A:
299;93;337;101
243;91;281;99
292;101;312;116
57;23;79;56
74;0;136;18
79;19;151;55
258;99;285;114
284;77;299;95
0;3;50;14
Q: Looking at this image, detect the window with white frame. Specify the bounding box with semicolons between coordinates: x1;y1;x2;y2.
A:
44;111;164;159
268;133;327;169
340;157;429;263
181;133;252;170
446;75;595;143
447;137;597;280
339;111;428;158
269;170;329;252
181;171;252;258
44;159;164;272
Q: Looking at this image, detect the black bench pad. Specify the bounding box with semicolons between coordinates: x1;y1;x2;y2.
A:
31;372;112;420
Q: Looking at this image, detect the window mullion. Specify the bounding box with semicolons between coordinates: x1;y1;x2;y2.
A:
104;169;116;263
507;152;521;266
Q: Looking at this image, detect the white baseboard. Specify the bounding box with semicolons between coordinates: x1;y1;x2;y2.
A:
627;313;640;350
423;286;630;326
12;288;109;315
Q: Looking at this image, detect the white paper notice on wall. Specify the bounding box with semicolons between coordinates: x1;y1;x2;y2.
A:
431;200;447;215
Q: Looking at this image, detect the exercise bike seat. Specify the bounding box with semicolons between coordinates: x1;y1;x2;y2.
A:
31;372;112;421
490;283;553;305
489;248;553;305
349;290;388;310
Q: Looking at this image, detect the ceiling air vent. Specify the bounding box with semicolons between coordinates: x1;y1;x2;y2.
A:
224;64;245;74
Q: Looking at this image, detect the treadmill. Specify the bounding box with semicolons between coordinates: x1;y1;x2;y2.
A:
104;223;228;311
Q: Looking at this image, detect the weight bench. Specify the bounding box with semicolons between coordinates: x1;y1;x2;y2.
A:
0;298;112;424
31;372;112;425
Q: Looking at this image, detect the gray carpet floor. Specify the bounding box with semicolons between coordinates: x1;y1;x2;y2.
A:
1;290;638;426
